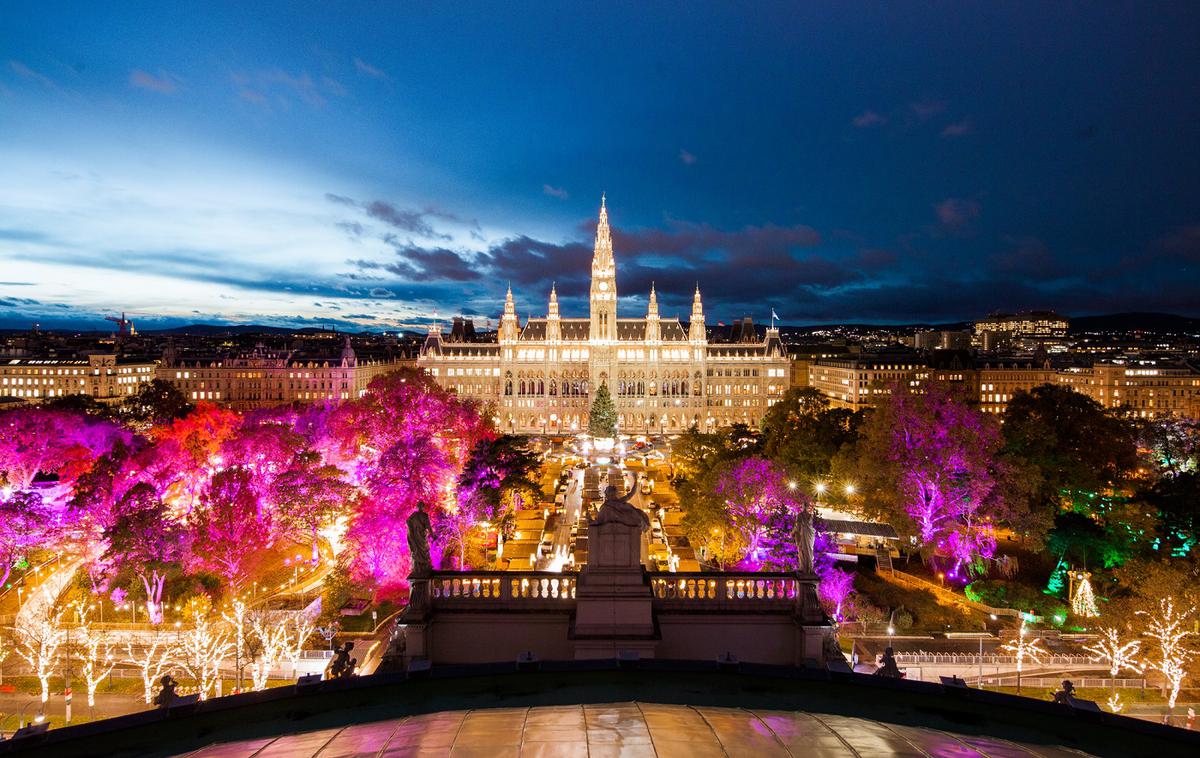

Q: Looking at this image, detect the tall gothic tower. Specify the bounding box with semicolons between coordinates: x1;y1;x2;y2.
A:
589;194;617;344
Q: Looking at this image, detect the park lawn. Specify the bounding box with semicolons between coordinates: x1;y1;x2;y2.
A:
853;570;991;632
0;674;294;699
983;685;1167;706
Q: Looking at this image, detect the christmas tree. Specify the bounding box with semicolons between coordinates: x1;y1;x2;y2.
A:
588;383;617;438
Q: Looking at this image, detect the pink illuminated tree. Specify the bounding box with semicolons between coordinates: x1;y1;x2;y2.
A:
103;482;186;624
189;467;271;587
714;457;807;568
333;370;494;598
0;408;128;490
837;382;1009;574
273;451;353;563
0;490;56;587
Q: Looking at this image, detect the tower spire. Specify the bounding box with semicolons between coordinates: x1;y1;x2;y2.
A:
590;194;617;343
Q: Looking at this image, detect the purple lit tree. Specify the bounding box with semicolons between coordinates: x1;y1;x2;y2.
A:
0;408;128;490
837;382;1007;575
714;457;806;569
0;490;56;587
273;451;353;564
103;482;187;624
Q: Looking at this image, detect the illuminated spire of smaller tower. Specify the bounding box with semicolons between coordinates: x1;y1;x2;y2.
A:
548;282;560;318
647;282;659;318
689;284;706;342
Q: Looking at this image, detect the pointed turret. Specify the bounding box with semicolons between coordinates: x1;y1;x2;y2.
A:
645;282;661;342
546;283;561;342
689;284;706;342
421;321;444;357
500;283;520;343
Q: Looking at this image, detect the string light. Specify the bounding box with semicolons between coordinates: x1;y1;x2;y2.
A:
1071;573;1099;618
1138;598;1196;710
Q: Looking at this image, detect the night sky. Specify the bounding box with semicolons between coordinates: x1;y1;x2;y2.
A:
2;2;1199;331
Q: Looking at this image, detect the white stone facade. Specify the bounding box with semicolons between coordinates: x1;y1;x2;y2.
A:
418;197;790;434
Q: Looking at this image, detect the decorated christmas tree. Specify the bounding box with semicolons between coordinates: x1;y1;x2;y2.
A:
588;383;617;438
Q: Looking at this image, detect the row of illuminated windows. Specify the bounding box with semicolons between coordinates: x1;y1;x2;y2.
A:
2;376;86;386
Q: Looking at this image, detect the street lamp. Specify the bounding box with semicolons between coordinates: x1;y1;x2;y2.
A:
814;482;827;497
844;483;856;496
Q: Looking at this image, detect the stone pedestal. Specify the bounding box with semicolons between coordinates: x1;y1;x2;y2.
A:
572;520;659;659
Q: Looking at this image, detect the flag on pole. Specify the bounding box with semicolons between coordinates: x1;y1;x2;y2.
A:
771;308;779;321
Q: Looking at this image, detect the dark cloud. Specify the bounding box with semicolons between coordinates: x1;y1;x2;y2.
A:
933;198;980;234
375;241;482;282
989;236;1071;280
325;193;480;241
852;110;886;128
941;118;972;138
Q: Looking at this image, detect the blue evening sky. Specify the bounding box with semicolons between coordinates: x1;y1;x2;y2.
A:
2;2;1198;330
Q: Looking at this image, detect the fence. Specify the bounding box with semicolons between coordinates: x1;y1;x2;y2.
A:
896;652;1099;666
976;676;1146;689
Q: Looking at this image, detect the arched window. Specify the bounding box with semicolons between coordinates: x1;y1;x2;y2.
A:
504;372;513;396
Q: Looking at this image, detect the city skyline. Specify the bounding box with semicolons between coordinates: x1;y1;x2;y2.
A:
3;2;1200;331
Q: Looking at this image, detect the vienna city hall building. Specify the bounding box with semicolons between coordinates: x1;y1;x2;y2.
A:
418;198;790;434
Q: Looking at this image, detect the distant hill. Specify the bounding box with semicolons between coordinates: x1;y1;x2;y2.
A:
1069;312;1200;333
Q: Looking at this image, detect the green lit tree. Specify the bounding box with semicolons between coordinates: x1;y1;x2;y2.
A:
588;383;617;438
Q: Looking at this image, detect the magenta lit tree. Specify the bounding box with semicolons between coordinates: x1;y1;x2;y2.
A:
273;451;353;563
841;382;1004;575
220;421;306;518
189;467;272;587
103;482;187;624
0;490;56;587
332;370;494;599
714;457;806;569
0;408;128;490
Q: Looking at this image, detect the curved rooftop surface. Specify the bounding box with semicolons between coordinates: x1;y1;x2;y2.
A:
178;702;1091;758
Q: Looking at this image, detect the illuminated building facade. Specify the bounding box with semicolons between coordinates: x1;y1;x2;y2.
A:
418;197;790;434
0;353;155;402
158;337;409;410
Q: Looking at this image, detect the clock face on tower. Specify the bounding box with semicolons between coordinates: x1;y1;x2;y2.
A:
599;281;609;291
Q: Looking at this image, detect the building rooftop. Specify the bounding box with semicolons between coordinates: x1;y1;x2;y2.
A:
7;661;1197;757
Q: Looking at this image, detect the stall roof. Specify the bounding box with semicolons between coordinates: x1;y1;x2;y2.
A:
817;518;899;539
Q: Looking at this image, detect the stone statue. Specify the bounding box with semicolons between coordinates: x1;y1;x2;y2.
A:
794;505;815;574
406;501;434;577
874;646;903;678
594;471;650;531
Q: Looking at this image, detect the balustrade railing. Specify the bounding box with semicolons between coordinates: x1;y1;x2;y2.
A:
650;573;799;605
429;572;576;604
427;571;803;610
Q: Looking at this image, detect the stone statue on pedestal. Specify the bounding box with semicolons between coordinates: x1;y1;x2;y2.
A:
594;472;649;531
406;501;434;577
794;505;815;575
